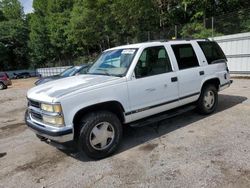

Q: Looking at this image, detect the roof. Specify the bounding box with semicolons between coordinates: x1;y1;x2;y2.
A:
106;42;161;51
105;39;209;51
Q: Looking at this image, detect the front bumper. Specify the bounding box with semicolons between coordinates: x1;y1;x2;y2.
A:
25;111;73;143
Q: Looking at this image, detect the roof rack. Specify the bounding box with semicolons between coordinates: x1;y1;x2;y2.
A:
144;38;210;43
171;38;210;41
140;39;169;43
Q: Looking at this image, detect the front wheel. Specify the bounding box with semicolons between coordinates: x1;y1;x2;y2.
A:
78;111;123;159
197;85;218;114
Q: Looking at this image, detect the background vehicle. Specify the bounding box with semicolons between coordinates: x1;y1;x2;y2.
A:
26;40;232;159
35;64;90;85
13;72;31;79
0;72;12;90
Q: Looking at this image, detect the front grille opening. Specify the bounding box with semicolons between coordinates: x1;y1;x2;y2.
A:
29;100;40;108
31;111;42;121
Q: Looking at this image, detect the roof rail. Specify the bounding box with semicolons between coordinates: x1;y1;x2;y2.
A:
170;38;210;41
141;38;210;43
147;38;209;42
142;39;169;43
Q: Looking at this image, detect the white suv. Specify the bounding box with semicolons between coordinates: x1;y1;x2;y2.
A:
25;39;232;159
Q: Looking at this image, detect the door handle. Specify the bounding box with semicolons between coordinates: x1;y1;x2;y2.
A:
199;71;205;75
145;88;156;92
171;77;178;82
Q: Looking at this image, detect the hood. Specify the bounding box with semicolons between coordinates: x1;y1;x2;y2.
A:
28;75;122;103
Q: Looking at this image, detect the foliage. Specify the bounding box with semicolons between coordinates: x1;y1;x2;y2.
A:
28;13;51;68
181;22;222;38
0;0;24;20
0;0;28;71
0;0;250;70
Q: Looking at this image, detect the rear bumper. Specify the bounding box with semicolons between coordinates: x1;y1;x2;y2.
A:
25;111;73;143
219;80;233;91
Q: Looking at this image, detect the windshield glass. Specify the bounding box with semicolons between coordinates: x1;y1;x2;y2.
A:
60;67;78;77
87;48;137;77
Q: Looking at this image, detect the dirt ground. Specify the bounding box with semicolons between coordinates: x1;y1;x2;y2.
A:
0;78;250;188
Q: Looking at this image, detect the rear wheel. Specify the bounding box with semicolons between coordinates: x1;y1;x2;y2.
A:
78;111;123;159
197;85;218;114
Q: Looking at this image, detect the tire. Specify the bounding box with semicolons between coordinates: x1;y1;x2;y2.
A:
197;84;218;115
0;82;5;90
78;111;123;159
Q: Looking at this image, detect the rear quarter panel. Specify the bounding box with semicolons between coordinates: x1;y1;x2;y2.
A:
193;41;230;89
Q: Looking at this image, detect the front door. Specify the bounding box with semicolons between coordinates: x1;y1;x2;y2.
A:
127;46;179;121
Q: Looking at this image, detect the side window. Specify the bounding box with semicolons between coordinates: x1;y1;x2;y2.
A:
198;41;227;64
134;46;172;78
171;44;199;70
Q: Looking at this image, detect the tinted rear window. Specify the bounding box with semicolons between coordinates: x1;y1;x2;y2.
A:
198;41;226;64
0;72;5;77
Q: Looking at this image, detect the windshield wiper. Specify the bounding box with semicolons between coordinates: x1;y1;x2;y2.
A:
87;69;122;77
96;68;112;76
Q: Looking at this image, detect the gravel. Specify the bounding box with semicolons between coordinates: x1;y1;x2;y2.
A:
0;78;249;188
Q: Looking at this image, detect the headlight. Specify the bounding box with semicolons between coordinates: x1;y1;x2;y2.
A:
41;103;62;113
43;115;64;127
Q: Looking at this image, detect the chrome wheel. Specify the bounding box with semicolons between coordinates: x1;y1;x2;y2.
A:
89;122;115;150
203;90;215;109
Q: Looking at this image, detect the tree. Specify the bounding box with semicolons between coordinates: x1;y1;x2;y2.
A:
67;0;109;56
28;0;51;68
28;14;51;68
0;0;24;20
1;0;247;70
181;22;222;38
0;0;28;71
46;0;74;65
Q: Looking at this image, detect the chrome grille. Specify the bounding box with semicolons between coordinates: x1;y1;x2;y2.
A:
28;99;43;122
29;99;40;108
31;111;43;121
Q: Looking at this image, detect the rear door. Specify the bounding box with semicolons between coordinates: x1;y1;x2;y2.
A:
170;43;203;102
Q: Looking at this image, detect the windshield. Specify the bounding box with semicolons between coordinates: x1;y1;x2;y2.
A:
87;48;137;77
60;67;78;77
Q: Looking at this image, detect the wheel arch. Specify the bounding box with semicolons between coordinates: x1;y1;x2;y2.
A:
72;101;125;140
201;77;221;91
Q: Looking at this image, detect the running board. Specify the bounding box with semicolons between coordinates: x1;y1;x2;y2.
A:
129;105;196;127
